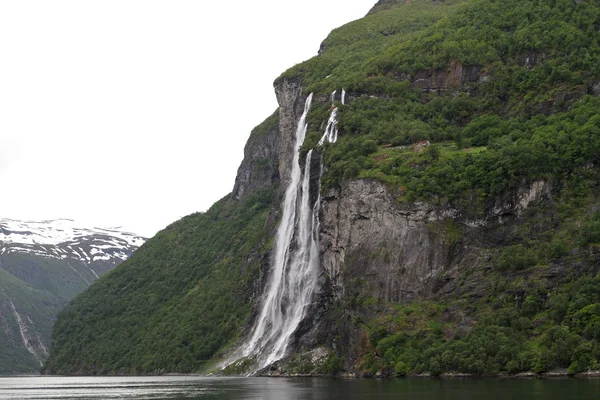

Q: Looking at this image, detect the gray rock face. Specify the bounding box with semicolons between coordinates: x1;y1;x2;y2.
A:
410;61;482;91
306;178;569;373
232;78;305;201
492;179;552;220
231;114;281;201
319;179;466;303
274;79;306;187
589;82;600;97
317;178;557;306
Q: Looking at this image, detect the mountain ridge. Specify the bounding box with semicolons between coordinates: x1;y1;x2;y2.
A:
0;218;145;374
45;0;600;377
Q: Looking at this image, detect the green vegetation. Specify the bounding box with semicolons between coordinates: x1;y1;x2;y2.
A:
282;0;600;210
286;350;341;376
0;254;101;374
308;1;600;376
281;0;467;93
284;0;600;96
353;272;600;376
579;212;600;246
0;267;59;373
44;188;277;374
46;0;600;376
495;245;538;271
322;96;600;207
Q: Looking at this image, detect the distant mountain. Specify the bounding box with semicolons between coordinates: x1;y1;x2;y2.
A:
0;218;145;374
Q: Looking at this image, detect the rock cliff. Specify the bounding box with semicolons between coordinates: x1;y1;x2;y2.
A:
232;79;308;202
44;0;600;376
262;169;598;375
320;179;462;303
228;73;599;377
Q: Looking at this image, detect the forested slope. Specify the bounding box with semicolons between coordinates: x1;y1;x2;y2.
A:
46;0;600;376
0;221;143;374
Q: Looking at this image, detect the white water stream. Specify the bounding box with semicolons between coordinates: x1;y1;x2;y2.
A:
232;90;344;370
318;89;344;145
9;301;43;366
239;93;320;369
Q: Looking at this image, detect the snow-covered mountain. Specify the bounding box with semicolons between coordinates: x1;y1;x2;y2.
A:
0;218;146;373
0;218;145;268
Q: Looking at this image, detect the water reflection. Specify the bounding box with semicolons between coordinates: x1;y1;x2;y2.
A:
0;376;599;400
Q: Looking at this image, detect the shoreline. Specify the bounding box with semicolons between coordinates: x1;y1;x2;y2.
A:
254;369;600;379
6;370;600;379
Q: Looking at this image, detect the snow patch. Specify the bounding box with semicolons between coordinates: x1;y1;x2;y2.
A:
1;218;145;264
0;218;145;247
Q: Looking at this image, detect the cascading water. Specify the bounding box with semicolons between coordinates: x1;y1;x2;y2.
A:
229;89;344;371
318;109;338;145
318;89;345;145
238;93;322;369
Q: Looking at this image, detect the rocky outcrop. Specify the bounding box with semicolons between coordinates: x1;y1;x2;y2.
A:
274;79;307;187
319;179;470;303
409;61;483;91
301;177;573;374
232;79;306;201
317;178;558;305
231;113;281;201
265;178;480;373
492;179;552;220
590;82;600;96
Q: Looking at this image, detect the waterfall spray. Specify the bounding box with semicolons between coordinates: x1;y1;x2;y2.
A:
319;88;344;145
229;90;344;371
238;94;321;369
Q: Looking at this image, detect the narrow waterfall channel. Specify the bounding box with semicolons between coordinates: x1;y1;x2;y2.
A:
232;90;343;371
319;89;344;145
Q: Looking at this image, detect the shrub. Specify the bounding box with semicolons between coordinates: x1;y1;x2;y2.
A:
578;213;600;245
495;245;538;271
395;361;409;377
548;236;570;259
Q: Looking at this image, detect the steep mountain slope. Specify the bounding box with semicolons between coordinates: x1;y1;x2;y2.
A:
0;219;144;373
46;0;600;376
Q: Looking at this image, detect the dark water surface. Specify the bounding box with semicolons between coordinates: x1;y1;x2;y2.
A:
1;376;599;399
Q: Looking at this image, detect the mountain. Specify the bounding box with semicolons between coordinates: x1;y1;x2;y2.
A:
0;218;145;374
45;0;600;376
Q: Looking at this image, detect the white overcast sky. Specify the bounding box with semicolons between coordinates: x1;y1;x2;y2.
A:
0;0;375;237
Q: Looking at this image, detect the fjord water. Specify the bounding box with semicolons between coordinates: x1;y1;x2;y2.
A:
1;376;600;399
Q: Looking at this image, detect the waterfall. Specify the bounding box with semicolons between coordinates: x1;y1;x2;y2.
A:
9;301;43;366
239;93;321;369
228;89;343;372
321;109;338;144
319;88;344;145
